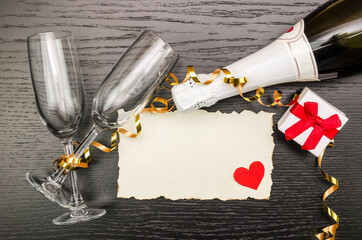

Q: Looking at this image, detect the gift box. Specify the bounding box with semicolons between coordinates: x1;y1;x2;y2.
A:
278;87;348;157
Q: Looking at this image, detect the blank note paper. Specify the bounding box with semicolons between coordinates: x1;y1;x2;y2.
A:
117;110;275;200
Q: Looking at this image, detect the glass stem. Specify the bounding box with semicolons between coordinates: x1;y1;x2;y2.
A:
45;124;101;208
66;124;101;214
73;124;102;159
69;169;84;207
53;169;65;180
62;141;84;209
48;166;67;186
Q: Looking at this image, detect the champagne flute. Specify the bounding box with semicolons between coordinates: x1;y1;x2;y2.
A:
26;31;106;224
27;30;179;224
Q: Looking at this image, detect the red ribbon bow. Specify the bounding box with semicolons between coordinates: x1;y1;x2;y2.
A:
285;102;341;150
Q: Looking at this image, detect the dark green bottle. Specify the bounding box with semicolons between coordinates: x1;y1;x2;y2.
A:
304;0;362;78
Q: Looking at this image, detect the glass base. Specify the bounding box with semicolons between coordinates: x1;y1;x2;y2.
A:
52;205;106;225
26;172;70;208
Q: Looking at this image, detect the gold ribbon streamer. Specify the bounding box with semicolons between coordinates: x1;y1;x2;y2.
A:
315;141;339;240
164;66;300;107
56;115;142;171
220;68;300;106
117;114;142;138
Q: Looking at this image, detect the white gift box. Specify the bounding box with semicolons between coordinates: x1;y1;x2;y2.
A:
278;87;348;157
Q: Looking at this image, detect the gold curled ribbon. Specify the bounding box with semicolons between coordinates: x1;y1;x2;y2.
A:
165;66;300;107
56;154;87;172
315;140;339;240
55;114;142;171
165;66;222;86
220;68;300;106
117;114;142;138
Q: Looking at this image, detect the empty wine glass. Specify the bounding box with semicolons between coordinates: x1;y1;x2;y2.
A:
25;31;106;224
27;30;179;224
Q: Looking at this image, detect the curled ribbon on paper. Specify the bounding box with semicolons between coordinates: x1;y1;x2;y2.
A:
285;102;341;150
315;141;339;240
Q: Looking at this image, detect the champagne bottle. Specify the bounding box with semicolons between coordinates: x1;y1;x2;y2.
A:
172;0;362;113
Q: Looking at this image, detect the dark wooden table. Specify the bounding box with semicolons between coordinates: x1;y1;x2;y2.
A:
1;0;361;239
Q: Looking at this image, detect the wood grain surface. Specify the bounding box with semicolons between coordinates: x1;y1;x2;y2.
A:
1;0;361;239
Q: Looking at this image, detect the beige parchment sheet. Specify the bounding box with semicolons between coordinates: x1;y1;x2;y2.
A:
117;110;275;200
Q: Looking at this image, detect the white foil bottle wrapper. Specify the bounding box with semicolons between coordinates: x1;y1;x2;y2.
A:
172;20;320;113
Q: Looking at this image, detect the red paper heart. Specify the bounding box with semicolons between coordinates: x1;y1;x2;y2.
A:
233;161;265;190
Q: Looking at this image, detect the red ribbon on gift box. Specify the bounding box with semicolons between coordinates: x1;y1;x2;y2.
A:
285;102;341;150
